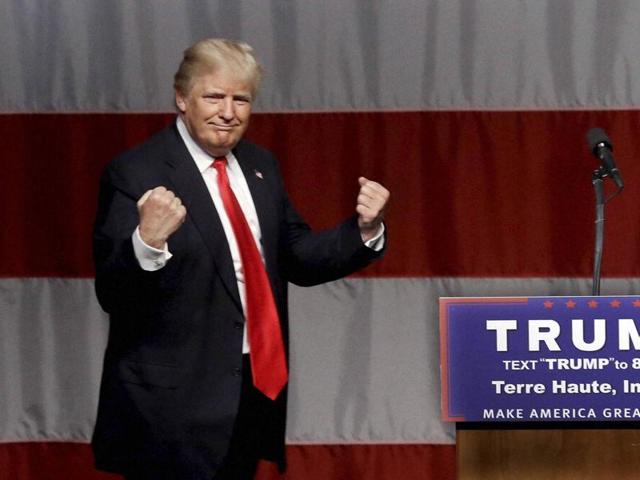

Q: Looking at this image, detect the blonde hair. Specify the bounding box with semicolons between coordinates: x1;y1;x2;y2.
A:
174;38;263;96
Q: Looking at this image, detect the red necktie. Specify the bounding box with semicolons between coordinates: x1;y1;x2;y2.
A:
213;157;288;400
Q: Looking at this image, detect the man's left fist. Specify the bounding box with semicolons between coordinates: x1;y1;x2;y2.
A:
356;177;390;242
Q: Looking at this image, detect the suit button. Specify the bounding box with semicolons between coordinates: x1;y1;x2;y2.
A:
233;367;242;377
234;321;243;330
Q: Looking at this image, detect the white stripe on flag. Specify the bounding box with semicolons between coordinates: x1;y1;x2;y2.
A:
3;1;640;112
3;277;640;445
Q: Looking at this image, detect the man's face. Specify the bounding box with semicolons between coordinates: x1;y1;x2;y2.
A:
175;69;253;157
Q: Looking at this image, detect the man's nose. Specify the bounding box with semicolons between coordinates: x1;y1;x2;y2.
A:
219;97;235;120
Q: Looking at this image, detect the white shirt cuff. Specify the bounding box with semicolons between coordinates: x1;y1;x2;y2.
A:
132;226;173;271
363;223;385;252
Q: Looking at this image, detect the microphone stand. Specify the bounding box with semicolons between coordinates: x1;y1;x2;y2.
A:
591;169;606;296
591;168;623;296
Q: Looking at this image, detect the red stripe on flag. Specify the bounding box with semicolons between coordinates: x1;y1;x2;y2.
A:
2;111;640;277
0;442;121;480
0;442;456;480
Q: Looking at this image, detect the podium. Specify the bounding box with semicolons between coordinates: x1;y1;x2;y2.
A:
440;296;640;479
457;426;640;479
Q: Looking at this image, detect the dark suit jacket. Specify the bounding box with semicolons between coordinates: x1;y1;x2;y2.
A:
91;123;384;479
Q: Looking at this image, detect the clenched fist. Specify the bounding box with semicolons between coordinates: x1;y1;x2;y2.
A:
138;186;187;249
356;177;390;242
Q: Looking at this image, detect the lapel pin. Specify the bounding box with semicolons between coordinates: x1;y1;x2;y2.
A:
254;170;264;179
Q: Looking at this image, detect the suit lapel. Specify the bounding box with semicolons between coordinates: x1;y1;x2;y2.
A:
161;125;243;312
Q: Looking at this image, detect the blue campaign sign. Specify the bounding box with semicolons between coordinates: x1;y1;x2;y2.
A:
440;296;640;422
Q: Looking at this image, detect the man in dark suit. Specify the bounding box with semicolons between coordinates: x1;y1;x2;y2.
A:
92;38;389;480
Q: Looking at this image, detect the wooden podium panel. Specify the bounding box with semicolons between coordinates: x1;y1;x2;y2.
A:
457;428;640;480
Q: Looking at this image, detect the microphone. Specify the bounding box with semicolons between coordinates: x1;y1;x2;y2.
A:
586;128;624;189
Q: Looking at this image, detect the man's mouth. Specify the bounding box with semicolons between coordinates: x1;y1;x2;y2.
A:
210;124;234;131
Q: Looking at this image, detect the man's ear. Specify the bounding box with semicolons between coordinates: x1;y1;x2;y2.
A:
175;91;187;113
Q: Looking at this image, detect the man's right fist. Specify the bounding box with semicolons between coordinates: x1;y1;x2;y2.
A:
137;186;187;249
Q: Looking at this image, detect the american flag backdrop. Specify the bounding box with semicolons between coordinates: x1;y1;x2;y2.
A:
3;1;640;479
